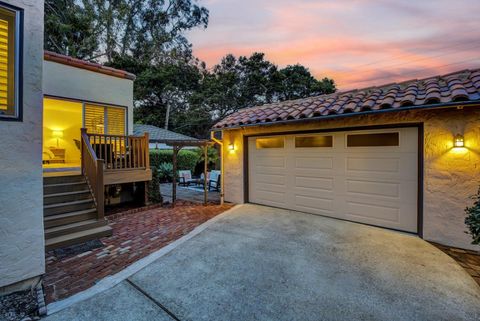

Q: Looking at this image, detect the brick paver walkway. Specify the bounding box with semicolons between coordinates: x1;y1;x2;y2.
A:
432;242;480;286
44;201;233;303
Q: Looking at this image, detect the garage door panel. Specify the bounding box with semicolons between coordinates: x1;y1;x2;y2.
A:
295;157;334;170
248;127;418;233
346;179;400;198
255;173;286;185
346;201;400;222
346;157;400;174
295;176;334;190
254;155;285;167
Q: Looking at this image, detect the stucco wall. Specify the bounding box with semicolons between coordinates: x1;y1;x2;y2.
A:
43;61;134;134
221;107;480;251
0;0;45;289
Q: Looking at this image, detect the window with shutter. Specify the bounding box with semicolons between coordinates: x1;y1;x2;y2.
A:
107;107;126;135
84;104;126;135
84;104;105;134
0;4;21;120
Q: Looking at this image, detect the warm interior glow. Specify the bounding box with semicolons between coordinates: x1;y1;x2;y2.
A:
228;143;235;151
52;130;63;138
43;98;83;168
454;134;464;148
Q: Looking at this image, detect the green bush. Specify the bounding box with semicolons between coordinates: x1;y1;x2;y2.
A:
148;166;162;204
150;149;200;172
157;162;173;182
465;187;480;245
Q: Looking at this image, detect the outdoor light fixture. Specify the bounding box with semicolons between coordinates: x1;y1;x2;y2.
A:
454;134;464;148
52;130;63;147
228;143;235;151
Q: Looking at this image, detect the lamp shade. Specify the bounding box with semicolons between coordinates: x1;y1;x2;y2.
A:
52;130;63;138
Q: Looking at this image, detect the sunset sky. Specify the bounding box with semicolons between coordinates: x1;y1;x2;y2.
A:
188;0;480;90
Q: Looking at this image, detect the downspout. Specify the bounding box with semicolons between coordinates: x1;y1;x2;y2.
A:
210;131;224;205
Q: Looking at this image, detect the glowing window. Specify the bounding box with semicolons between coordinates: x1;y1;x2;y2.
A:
0;4;21;120
295;136;333;148
347;132;399;147
256;137;284;149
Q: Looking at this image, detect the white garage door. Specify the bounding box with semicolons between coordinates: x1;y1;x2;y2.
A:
248;127;418;233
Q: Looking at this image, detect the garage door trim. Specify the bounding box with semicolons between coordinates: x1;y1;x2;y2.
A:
243;123;424;237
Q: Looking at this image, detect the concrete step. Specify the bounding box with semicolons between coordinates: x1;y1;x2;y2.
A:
44;190;92;205
45;225;113;251
44;181;90;194
45;219;108;239
44;199;95;216
44;209;97;228
43;175;85;185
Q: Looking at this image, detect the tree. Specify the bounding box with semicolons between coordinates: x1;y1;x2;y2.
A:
277;65;335;101
44;0;209;63
45;0;99;59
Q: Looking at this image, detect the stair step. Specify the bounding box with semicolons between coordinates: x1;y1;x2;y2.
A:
44;199;95;216
44;182;89;194
45;219;108;239
45;225;113;251
44;209;97;228
44;175;85;185
44;190;92;205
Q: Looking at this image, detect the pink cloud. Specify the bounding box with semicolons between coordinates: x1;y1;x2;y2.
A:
188;0;480;90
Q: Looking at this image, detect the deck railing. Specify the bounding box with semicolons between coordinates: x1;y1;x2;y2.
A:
81;128;150;218
81;128;105;219
85;132;150;171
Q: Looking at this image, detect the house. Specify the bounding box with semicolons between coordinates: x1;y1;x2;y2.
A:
214;68;480;251
133;124;199;150
0;0;150;295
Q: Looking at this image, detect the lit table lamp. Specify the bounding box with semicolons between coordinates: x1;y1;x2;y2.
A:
52;130;63;147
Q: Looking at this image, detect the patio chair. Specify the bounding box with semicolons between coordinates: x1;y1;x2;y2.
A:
208;171;221;192
178;170;195;186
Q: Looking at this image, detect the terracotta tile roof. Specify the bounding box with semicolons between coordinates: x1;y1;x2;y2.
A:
44;51;136;81
213;68;480;129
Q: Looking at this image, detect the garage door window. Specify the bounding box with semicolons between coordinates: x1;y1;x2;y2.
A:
256;137;284;149
347;132;399;147
295;135;333;148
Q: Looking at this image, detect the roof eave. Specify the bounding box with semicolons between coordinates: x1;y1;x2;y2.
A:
212;100;480;131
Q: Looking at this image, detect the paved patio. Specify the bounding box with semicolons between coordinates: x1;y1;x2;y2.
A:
160;183;220;204
44;201;232;303
45;204;480;321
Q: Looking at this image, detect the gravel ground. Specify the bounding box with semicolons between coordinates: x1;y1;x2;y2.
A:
0;290;39;321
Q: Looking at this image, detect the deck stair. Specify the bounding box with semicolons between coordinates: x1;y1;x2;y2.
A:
43;174;112;250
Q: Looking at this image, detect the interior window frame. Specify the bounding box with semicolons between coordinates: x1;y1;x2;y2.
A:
0;2;22;121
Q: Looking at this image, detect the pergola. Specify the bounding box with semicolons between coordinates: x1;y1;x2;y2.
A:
134;125;218;206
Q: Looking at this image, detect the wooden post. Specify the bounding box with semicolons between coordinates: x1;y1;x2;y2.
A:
96;159;105;220
81;128;86;175
172;146;180;207
204;144;208;206
145;132;150;169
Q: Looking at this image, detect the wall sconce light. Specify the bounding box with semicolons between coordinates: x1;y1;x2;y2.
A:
454;134;464;148
228;143;235;151
52;130;63;147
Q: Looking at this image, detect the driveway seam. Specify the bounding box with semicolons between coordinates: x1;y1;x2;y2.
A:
126;279;181;321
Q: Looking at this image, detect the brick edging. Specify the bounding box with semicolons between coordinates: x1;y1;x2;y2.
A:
106;203;164;220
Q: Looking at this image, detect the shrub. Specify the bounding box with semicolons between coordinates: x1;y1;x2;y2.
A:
150;149;200;172
157;162;173;182
465;187;480;245
148;166;162;204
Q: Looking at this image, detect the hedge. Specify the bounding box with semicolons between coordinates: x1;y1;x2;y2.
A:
149;149;200;172
148;166;162;204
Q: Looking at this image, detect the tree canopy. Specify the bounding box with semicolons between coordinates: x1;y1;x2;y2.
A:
44;0;336;138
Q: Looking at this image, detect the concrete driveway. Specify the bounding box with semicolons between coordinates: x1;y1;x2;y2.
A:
45;204;480;321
